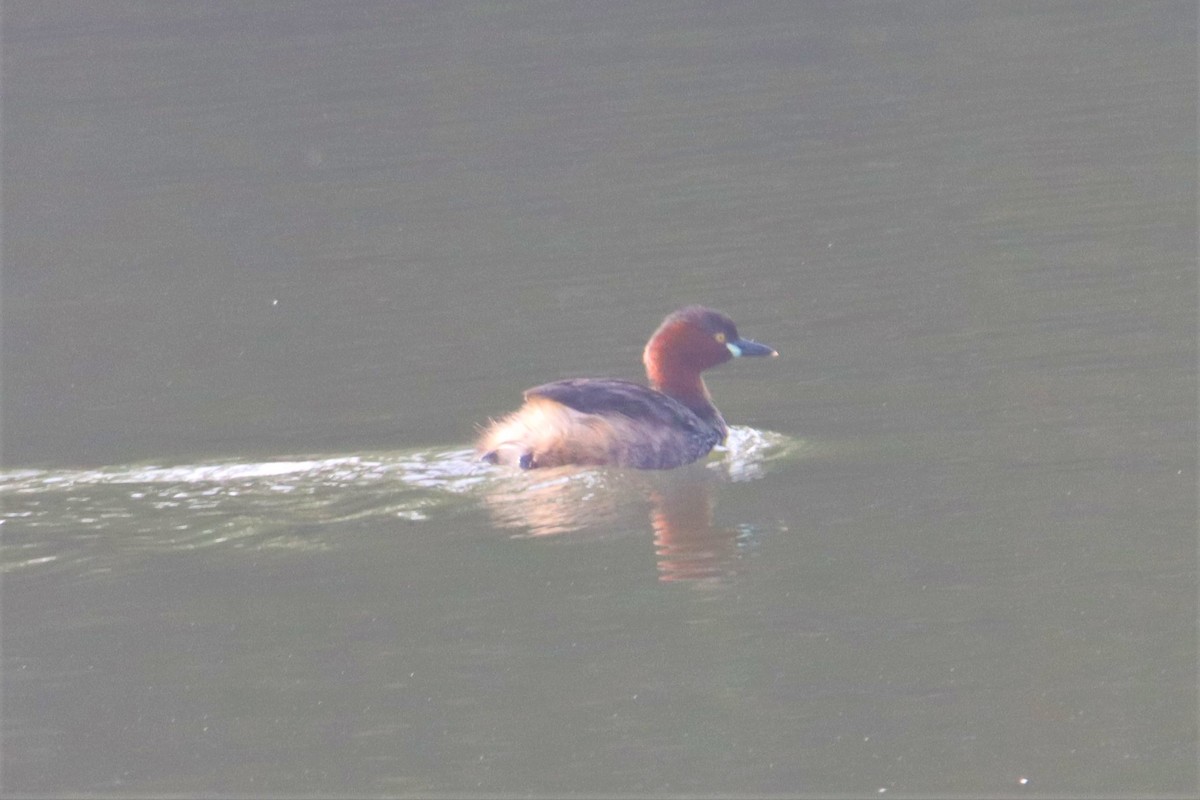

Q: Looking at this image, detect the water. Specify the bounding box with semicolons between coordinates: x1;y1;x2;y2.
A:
3;2;1196;795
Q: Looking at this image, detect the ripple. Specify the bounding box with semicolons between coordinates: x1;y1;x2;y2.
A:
1;429;805;574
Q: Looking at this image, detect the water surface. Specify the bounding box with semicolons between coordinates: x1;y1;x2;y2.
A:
3;2;1196;796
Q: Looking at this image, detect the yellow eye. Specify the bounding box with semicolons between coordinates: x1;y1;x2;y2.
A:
714;332;726;344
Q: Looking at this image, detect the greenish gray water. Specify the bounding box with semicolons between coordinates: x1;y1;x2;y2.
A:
3;2;1195;796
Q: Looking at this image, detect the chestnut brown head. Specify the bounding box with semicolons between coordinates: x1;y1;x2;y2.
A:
643;306;776;394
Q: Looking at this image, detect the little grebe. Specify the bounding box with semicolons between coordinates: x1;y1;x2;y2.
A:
478;306;777;469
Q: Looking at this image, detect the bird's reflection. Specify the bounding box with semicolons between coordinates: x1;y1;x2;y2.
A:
479;465;746;583
647;479;743;583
